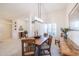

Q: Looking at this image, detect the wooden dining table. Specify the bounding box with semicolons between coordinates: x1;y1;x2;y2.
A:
21;37;48;56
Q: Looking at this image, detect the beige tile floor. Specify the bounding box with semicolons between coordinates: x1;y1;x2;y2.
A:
0;38;60;56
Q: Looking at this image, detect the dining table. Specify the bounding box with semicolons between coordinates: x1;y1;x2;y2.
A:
21;37;48;56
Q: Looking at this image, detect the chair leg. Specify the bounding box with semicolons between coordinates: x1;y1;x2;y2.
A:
47;49;51;56
42;50;46;55
49;50;51;56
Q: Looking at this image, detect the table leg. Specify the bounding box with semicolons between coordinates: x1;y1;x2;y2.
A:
35;45;41;56
38;45;41;56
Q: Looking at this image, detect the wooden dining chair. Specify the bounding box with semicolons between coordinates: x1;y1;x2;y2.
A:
41;35;52;56
21;39;36;56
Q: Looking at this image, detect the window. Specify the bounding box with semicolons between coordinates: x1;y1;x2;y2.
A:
42;23;57;36
70;20;79;30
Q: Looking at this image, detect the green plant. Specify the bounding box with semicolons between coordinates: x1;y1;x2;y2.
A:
61;28;69;33
24;30;28;34
61;28;69;39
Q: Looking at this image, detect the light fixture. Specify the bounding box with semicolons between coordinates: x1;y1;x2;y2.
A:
32;3;44;23
34;16;44;22
38;3;41;18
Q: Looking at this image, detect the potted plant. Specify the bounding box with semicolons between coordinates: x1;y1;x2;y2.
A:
24;30;28;37
61;28;69;39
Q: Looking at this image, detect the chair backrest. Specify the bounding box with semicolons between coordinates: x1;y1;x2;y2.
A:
44;33;48;37
21;39;35;56
19;32;28;39
48;35;52;46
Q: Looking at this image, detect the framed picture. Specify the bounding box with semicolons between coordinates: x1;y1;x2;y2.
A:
69;3;79;31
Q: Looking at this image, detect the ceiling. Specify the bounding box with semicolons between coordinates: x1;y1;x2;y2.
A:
0;3;68;20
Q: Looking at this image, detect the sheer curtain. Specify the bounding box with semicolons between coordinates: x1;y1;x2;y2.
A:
32;22;57;37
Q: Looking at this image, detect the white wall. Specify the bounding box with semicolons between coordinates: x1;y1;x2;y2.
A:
0;19;12;41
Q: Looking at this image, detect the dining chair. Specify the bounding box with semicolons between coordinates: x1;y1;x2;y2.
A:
19;31;28;39
21;39;36;56
41;35;52;56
